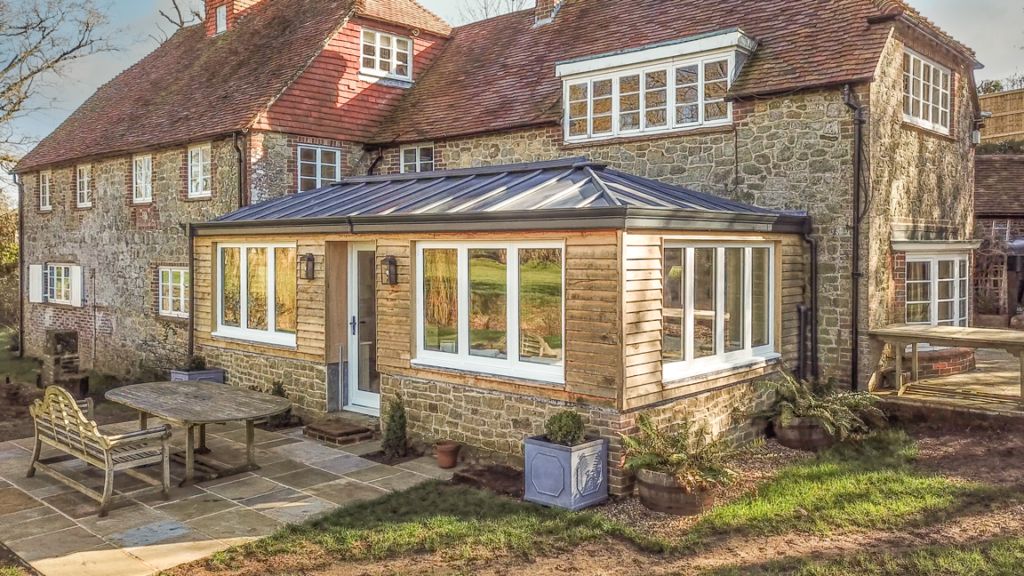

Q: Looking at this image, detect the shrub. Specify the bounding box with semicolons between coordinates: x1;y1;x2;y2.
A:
544;410;585;446
187;354;207;370
382;395;408;459
621;413;760;493
750;371;886;441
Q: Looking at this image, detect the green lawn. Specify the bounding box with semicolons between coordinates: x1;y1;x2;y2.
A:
0;567;25;576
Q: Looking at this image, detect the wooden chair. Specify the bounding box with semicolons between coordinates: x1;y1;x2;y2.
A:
28;386;172;517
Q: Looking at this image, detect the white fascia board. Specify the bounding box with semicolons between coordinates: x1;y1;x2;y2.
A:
555;28;758;79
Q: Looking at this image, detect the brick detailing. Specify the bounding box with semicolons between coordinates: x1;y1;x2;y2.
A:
200;345;329;415
913;348;977;379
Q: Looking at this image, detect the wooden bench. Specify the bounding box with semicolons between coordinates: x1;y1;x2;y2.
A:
28;386;173;517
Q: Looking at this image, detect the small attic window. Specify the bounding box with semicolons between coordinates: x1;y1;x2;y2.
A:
215;6;227;34
361;29;413;81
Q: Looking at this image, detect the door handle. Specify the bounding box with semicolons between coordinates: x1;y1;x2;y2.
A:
351;316;357;336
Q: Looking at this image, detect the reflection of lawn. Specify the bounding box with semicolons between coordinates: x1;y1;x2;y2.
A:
470;257;562;350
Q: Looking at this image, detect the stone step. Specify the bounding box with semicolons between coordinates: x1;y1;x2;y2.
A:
304;414;380;446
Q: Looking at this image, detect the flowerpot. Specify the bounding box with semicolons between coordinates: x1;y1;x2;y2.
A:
774;417;837;452
170;368;225;384
436;441;461;469
524;436;608;511
635;469;715;516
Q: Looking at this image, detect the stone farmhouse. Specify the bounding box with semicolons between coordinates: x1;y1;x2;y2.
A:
13;0;982;492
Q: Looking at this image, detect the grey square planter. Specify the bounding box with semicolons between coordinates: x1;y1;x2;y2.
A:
170;368;225;384
524;436;608;511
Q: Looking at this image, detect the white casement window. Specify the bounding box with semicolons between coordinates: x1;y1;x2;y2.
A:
662;244;777;381
39;171;51;211
992;220;1011;242
903;50;951;135
188;144;212;198
400;144;434;174
297;146;342;192
76;165;91;208
28;264;83;307
906;255;970;327
48;264;72;304
563;55;733;142
215;243;298;347
159;267;190;318
133;155;153;204
360;29;413;80
215;5;227;34
415;242;565;384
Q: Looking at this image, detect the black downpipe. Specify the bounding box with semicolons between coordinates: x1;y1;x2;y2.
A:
233;132;246;208
187;223;195;359
803;225;820;380
368;147;384;176
844;85;865;391
796;304;809;381
13;173;25;358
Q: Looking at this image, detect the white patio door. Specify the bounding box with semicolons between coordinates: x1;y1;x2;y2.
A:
346;243;380;415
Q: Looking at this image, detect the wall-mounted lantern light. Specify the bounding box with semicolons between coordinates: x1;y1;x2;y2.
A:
302;253;315;280
380;256;398;286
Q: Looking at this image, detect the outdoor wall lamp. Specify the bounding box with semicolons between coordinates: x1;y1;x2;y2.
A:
381;256;398;286
302;253;315;280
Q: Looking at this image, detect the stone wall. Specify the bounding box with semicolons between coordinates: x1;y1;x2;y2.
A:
199;344;328;415
21;139;240;378
249;131;369;204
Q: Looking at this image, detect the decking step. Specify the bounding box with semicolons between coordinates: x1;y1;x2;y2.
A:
304;417;379;446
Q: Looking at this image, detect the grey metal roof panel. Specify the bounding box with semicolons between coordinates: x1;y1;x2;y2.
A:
215;158;786;224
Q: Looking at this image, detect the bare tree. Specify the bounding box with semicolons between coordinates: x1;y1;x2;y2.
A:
151;0;204;44
0;0;117;172
452;0;533;25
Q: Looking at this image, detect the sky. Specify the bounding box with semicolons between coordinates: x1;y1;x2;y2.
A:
2;0;1022;199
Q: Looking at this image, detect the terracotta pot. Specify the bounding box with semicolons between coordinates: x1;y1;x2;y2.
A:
774;417;837;452
435;441;461;469
635;469;715;516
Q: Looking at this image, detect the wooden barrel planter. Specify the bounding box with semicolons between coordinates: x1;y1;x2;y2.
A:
635;469;715;516
774;417;837;452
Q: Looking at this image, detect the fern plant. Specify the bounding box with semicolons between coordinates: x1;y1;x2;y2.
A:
620;413;761;493
749;371;886;441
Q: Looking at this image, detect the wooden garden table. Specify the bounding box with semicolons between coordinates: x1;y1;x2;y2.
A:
106;381;292;486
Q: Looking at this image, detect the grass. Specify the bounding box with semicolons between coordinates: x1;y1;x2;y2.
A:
701;537;1024;575
0;567;25;576
0;328;38;386
688;431;1015;541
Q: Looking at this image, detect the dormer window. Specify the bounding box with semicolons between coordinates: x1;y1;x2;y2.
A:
556;29;756;143
361;29;412;81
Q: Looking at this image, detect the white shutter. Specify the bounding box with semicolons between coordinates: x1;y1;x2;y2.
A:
70;265;84;308
29;265;44;303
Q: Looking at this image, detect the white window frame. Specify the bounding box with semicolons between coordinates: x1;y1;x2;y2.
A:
297;145;342;192
905;253;970;327
662;243;778;383
214;242;298;348
39;171;51;211
992;220;1011;242
903;49;952;136
414;241;566;384
215;5;227;34
360;28;413;81
133;155;153;204
46;264;73;305
158;267;190;319
400;143;434;174
76;165;91;208
188;144;212;198
562;51;734;143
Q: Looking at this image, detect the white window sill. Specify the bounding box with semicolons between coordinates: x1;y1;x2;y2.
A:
212;329;297;349
159;312;189;320
39;207;51;212
565;119;732;145
663;352;782;387
411;357;566;386
77;203;92;209
133;199;153;205
902;115;950;136
188;192;212;200
357;72;413;87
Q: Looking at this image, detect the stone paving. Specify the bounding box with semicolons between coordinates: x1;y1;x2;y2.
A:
0;420;457;576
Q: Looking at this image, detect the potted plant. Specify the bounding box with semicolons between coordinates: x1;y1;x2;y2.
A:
621;414;755;516
524;410;608;511
169;354;225;384
750;372;886;452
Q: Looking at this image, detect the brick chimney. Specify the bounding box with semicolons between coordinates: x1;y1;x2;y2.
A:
205;0;265;36
535;0;563;25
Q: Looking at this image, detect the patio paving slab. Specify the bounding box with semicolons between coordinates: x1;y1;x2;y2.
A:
32;545;153;576
342;464;401;483
9;527;107;563
396;457;463;480
0;511;75;543
0;503;62;528
156;493;239;523
305;480;388;506
130;484;204;507
340;439;382;457
256;438;303;450
370;470;433;492
206;476;280;501
259;496;335;524
106;520;192;548
270;441;345;464
312;454;376;476
124;533;230;572
239;487;307;512
215;428;285;445
252;458;312;479
271;468;341;490
41;490;132;520
0;487;43;516
77;504;174;538
185;508;282;543
195;471;255;489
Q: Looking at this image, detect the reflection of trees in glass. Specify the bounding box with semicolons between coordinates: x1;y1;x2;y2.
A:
222;248;241;327
276;248;297;334
470;249;507;358
663;248;683;362
424;249;458;352
519;249;563;363
725;248;744;353
247;248;268;330
752;248;770;347
694;248;716;358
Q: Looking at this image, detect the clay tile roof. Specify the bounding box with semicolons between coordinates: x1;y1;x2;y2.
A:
976;156;1024;217
371;0;948;144
357;0;451;37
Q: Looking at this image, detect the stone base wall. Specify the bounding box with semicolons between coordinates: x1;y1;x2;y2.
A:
914;348;977;380
199;345;328;416
381;372;773;496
